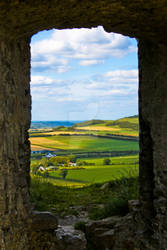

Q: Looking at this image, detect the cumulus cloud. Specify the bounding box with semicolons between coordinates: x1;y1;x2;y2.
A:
31;75;54;85
104;69;138;81
31;54;69;73
31;69;138;102
87;69;138;92
79;59;104;66
31;26;137;73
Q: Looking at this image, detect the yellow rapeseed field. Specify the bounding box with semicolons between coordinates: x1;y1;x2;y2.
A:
30;137;66;150
43;131;85;136
31;145;54;151
76;126;120;131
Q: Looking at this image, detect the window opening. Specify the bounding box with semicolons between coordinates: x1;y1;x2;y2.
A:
30;27;139;222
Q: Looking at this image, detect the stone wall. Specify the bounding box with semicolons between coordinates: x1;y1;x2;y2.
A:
0;0;166;249
139;40;167;249
0;38;31;249
0;1;167;40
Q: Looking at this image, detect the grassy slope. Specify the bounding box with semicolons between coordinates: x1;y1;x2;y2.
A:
30;177;110;212
74;119;105;127
30;175;138;215
30;116;139;137
74;116;139;137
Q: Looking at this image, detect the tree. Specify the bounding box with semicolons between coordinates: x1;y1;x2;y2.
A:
40;158;49;168
68;154;76;163
43;170;49;178
103;158;111;165
31;163;39;175
59;169;68;179
50;156;69;166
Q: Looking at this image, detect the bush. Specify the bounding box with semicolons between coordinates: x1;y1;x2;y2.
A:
103;158;111;165
77;160;88;166
105;198;129;216
59;169;68;179
30;176;56;211
49;156;69;166
68;154;77;163
31;164;40;174
74;221;86;233
89;197;129;220
89;175;139;220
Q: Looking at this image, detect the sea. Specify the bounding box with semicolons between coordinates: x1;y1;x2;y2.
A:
31;121;82;129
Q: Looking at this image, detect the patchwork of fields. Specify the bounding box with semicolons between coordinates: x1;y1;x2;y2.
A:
31;155;139;187
30;135;139;152
30;116;139;186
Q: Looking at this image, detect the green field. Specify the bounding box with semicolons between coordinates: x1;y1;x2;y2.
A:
30;135;139;152
30;117;139;186
80;154;139;165
30;116;139;154
49;165;138;184
32;155;139;187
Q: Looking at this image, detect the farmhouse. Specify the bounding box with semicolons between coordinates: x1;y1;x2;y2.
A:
38;166;45;172
68;162;77;167
45;153;56;158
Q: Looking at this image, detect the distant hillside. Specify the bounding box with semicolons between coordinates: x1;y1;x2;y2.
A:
126;115;138;119
30;116;139;135
73;119;105;127
73;116;139;131
105;116;139;131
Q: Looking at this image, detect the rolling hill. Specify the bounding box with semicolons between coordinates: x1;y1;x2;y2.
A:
73;115;139;137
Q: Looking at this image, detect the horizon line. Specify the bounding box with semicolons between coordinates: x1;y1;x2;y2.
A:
31;114;138;122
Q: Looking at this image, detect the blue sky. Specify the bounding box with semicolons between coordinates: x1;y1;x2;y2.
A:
30;26;138;121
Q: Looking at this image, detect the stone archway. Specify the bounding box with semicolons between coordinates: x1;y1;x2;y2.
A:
0;1;167;249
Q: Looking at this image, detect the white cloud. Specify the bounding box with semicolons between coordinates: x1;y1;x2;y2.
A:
87;69;138;92
79;59;104;66
31;26;137;73
31;75;54;85
31;69;138;102
104;69;138;81
57;65;70;73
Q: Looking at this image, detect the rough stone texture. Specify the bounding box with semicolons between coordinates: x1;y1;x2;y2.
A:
0;38;60;250
28;230;59;250
30;211;58;230
0;0;166;249
86;215;137;250
56;225;87;250
0;0;167;41
139;40;167;250
0;38;31;249
85;201;159;250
